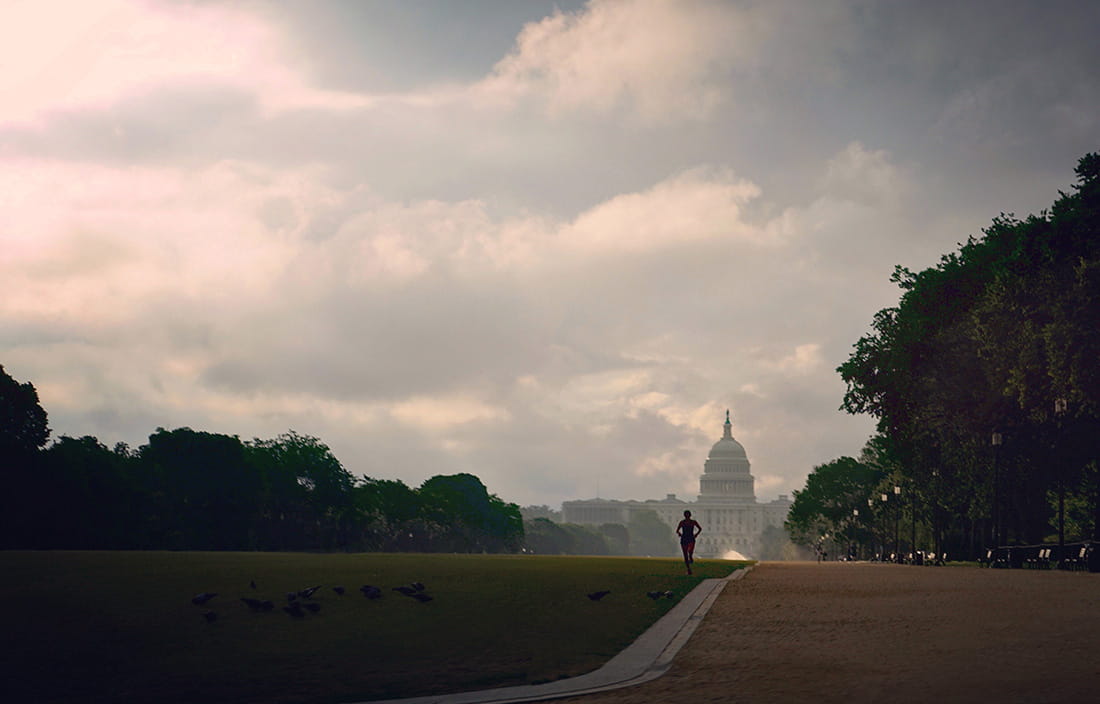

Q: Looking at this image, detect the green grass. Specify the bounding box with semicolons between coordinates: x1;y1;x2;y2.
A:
1;551;746;704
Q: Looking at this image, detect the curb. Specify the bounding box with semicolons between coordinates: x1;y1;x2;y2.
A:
359;564;754;704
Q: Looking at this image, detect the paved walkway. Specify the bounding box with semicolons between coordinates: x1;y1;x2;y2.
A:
365;562;1100;704
557;562;1100;704
359;566;754;704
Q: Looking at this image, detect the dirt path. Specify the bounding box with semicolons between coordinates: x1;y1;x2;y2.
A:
556;562;1100;704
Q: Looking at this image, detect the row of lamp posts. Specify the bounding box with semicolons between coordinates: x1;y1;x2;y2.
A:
845;397;1072;563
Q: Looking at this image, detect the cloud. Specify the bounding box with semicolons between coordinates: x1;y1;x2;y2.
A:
0;0;366;127
477;0;748;122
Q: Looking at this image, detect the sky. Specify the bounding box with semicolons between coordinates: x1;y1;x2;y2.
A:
2;0;1098;509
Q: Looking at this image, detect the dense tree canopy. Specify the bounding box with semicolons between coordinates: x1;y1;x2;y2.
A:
828;153;1100;557
0;375;525;552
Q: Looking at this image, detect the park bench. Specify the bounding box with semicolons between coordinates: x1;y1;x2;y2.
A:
1024;546;1051;569
1060;544;1089;571
991;547;1012;568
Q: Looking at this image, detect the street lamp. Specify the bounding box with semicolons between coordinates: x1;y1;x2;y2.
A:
894;485;902;563
1055;399;1068;550
852;508;860;560
992;432;1003;548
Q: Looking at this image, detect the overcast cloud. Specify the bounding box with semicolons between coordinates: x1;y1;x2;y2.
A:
2;0;1098;508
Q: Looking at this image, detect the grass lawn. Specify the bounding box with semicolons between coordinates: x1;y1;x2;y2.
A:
2;551;746;704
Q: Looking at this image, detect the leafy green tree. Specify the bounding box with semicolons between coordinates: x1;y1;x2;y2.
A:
599;522;630;555
0;365;50;548
139;427;260;549
628;510;675;556
786;455;884;548
245;431;358;549
418;473;523;552
837;153;1100;554
0;364;49;457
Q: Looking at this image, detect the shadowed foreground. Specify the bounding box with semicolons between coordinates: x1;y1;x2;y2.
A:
557;562;1100;704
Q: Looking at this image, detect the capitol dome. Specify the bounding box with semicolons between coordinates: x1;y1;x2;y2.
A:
709;434;747;460
698;410;755;502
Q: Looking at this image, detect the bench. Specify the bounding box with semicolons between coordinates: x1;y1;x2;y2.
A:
1060;544;1089;571
1025;547;1052;569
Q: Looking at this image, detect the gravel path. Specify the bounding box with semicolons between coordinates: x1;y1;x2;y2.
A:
555;562;1100;704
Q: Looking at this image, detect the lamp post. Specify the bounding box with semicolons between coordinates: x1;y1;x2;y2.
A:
1055;398;1068;550
880;493;889;560
910;486;918;564
852;508;860;560
991;432;1003;547
868;498;876;559
894;485;902;563
931;468;940;561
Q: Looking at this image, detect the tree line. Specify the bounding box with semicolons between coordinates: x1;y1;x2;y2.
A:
0;367;523;552
0;366;681;556
787;153;1100;560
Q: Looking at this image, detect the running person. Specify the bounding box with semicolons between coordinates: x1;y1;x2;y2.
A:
676;510;702;574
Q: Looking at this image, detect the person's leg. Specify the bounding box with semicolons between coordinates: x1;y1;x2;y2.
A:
681;543;692;574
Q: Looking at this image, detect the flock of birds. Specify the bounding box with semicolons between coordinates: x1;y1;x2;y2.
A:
191;582;677;622
189;579;435;623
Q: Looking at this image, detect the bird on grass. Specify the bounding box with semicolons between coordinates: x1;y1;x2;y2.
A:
286;592;298;603
192;592;217;606
587;590;611;601
360;585;382;599
646;591;662;600
241;597;266;611
202;610;218;623
664;591;675;599
332;586;345;595
298;585;322;599
410;582;425;592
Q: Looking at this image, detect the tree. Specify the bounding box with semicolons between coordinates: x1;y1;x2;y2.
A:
0;365;50;547
628;510;675;556
0;364;49;457
139;427;260;549
419;473;523;553
246;431;358;549
786;455;884;549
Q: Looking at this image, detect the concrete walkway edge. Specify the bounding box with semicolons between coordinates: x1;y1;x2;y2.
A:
360;565;754;704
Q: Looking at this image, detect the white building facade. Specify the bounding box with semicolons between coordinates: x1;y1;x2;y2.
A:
562;412;791;558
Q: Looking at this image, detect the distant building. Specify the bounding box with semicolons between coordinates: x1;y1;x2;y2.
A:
561;411;791;558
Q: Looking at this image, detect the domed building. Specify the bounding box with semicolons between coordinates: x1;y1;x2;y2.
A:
562;411;791;558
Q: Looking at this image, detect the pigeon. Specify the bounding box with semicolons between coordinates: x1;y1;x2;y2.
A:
302;602;321;613
283;602;305;618
241;597;266;611
664;591;675;599
360;585;382;599
646;591;662;600
202;610;218;623
410;582;425;592
587;590;611;601
298;586;322;599
332;586;346;595
192;592;217;606
392;585;417;596
410;593;433;603
286;592;298;603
